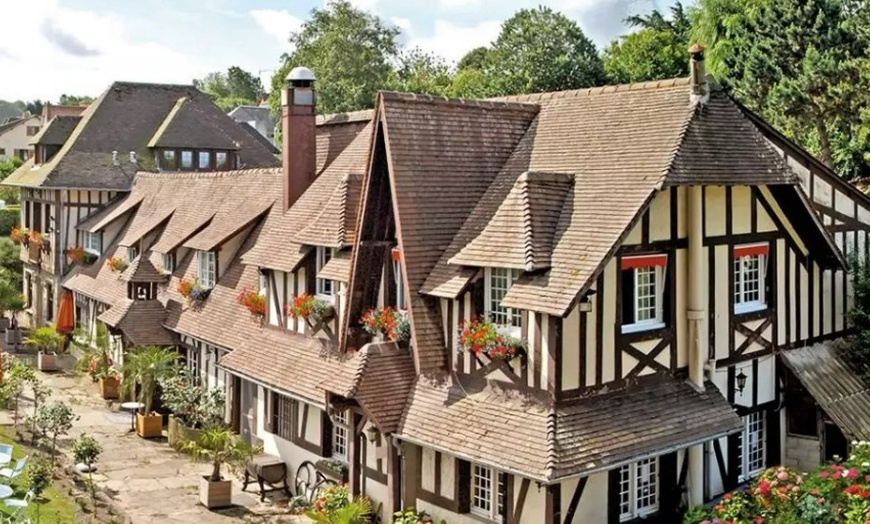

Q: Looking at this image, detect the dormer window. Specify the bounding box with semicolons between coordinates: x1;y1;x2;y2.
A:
216;152;229;170
198;151;211;170
161;150;176;170
316;246;335;299
162;253;175;274
127;246;139;261
621;254;667;334
181;151;194;170
198;251;216;289
485;267;522;336
82;231;101;255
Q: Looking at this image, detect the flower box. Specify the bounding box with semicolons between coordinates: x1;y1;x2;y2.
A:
286;293;334;323
99;376;120;399
360;307;410;343
106;256;129;273
178;278;209;305
10;227;29;246
237;289;266;323
314;458;349;483
459;317;526;363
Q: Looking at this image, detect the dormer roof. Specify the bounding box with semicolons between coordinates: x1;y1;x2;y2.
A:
120;256;166;283
295;173;364;249
148;97;240;150
30;116;80;146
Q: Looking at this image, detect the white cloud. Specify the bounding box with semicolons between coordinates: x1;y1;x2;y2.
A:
250;9;304;46
407;19;502;64
0;0;203;101
438;0;481;10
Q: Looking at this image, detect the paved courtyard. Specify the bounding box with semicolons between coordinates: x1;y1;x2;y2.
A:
0;351;311;523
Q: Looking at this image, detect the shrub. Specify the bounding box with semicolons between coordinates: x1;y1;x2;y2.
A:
0;205;20;236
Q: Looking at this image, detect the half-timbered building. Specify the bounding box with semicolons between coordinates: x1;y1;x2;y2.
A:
60;50;870;523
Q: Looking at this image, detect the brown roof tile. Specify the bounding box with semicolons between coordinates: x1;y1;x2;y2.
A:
98;299;176;346
148;97;240;150
117;208;174;247
120;256;167;283
317;249;352;282
295;174;364;249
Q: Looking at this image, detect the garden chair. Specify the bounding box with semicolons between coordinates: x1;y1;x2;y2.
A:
3;490;32;510
0;457;26;482
0;445;13;466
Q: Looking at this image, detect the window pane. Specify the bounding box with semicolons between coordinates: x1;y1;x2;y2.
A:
619;465;631;518
198;151;210;169
740;412;766;478
162;150;176;169
488;267;522;327
472;465;492;513
333;410;348;459
635;267;657;322
316;247;335;296
216;151;228;170
181;151;193;169
735;251;765;307
635;458;658;513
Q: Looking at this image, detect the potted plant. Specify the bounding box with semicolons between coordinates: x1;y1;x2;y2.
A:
307;484;372;524
5;294;24;349
178;278;209;305
96;364;121;400
106;256;128;273
180;425;256;509
24;325;65;372
314;458;349;483
71;433;102;519
10;226;29;246
458;317;526;363
360;307;411;344
65;246;95;265
237;289;266;324
121;345;179;438
161;368;225;448
24;456;54;524
286;293;334;324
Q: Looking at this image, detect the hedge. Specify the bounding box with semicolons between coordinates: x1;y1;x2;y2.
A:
0;205;20;237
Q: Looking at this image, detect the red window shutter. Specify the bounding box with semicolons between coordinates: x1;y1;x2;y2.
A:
734;244;769;258
621;254;667;270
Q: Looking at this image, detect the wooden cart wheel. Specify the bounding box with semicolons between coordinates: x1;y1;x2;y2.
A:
294;461;319;501
310;477;337;503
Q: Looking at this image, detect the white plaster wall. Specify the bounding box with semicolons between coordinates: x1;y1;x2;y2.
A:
567;473;608;523
0;116;39;160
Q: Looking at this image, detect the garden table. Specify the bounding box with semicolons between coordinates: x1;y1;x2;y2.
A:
0;485;13;499
120;402;145;432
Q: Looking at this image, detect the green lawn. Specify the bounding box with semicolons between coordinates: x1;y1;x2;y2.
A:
0;426;79;523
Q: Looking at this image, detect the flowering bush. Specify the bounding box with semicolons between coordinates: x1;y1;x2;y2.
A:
686;441;870;524
10;226;28;245
458;317;525;362
306;484;372;523
106;256;128;273
360;307;410;343
286;293;333;322
237;289;266;320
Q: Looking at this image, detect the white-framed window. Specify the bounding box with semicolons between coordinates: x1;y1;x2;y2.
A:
485;267;522;334
162;253;175;273
738;412;766;482
332;410;348;460
198;151;210;170
734;244;768;314
198;250;216;289
470;464;504;521
82;231;101;255
621;254;667;333
316;246;335;298
393;250;407;310
187;347;201;382
181;150;193;169
619;457;659;521
127;246;139;261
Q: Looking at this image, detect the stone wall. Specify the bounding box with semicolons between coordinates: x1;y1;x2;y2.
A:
785;434;820;472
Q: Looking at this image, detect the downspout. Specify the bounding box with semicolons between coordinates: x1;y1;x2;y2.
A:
687;183;706;507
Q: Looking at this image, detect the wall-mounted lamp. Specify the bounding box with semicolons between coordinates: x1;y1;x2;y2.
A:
366;425;380;444
736;369;748;395
579;290;597;313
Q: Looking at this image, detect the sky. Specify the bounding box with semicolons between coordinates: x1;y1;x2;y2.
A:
0;0;679;102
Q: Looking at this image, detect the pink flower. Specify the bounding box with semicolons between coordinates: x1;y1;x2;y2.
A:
847;468;859;479
833;471;842;480
820;471;830;479
777;471;789;481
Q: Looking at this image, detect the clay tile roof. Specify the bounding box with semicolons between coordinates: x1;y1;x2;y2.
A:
30;116;81;146
183;201;274;252
295;174;364;248
43;104;87;120
98;299;176;346
397;376;740;482
77;195;143;233
449;171;574;272
317;249;352;282
148;97;239;150
117;208;174;247
120;256;166;283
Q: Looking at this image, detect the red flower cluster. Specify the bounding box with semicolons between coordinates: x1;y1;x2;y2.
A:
106;256;128;273
458;317;524;362
10;226;28;244
237;289;266;317
359;307;408;342
177;278;198;298
286;293;316;319
66;246;85;263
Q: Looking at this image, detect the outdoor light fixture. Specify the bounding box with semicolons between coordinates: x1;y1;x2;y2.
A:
579;290;597;313
366;425;380;444
736;369;748;395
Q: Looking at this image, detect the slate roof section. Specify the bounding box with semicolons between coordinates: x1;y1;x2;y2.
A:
117;208;174;247
3;82;279;190
781;344;870;441
397;377;740;482
30;116;80;146
317;249;352;282
148;97;240;150
295;173;364;249
450;171;574;272
183;201;274;252
98;299;176;346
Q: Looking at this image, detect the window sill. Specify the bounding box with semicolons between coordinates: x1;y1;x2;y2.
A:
469;509;503;523
621;321;666;335
316;293;336;305
495;324;521;340
734;303;767;316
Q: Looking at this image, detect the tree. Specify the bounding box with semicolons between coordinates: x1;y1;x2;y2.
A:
71;434;102;519
604;28;689;84
269;0;399;115
57;94;93;106
26;100;44;116
226;66;264;102
180;425;255;482
120;345;179;414
626;1;691;40
690;0;870;176
194;67;265;111
484;6;605;95
388;48;452;96
24;456;53;524
457;47;490;71
34;402;78;463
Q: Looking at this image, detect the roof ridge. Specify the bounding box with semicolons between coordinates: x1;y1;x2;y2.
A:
491;77;691;104
520;177;536;272
337;175;350;247
317;109;375;126
379;91;540;112
134;167;281;180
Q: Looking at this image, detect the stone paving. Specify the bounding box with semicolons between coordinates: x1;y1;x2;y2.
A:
0;350;311;523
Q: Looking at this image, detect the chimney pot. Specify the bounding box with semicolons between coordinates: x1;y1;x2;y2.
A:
112;150;119;166
129;151;137;164
689;44;709;105
282;66;317;211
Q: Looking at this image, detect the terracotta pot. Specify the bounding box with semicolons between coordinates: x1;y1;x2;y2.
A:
99;377;120;399
37;352;56;371
199;476;232;509
135;412;163;438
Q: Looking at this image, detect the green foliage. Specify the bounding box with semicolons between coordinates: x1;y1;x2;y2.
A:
25;456;53;499
270;0;399;115
484;6;605;95
387;48;452;97
193;66;264;111
307;484;372;524
392;507;443;524
0;207;20;238
0;101;26;121
34;402;78;460
179;425;256;482
457;47;490;71
159;367;225;429
604;28;689;84
24;326;64;355
0;157;22;179
71;433;101;467
120;345;179;414
57;94;93;106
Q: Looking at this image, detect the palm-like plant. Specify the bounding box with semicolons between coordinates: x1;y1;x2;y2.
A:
307;495;372;524
24;326;64;355
120;345;178;414
180;425;255;482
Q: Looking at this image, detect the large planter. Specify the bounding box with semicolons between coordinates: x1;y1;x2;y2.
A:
4;329;20;346
99;377;120;399
37;352;56;372
167;415;201;449
199;476;232;509
135;412;163;438
0;318;10;332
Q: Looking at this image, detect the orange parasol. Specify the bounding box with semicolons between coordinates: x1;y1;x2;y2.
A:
56;291;75;334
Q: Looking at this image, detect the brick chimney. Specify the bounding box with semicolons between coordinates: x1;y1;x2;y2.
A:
689;44;709;105
282;66;317;211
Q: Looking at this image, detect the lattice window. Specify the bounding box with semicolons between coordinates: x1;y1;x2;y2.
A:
316;246;335;297
486;267;522;329
198;251;216;289
739;412;766;481
471;464;504;521
734;244;768;314
619;458;659;521
332;410;348;460
271;394;295;441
